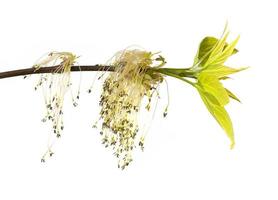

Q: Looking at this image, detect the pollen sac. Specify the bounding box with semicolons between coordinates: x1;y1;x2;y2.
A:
98;49;165;168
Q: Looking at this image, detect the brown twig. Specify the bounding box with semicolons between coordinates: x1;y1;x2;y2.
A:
0;65;114;79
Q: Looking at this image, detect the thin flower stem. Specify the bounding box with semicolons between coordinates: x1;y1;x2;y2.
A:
153;67;196;78
154;69;196;87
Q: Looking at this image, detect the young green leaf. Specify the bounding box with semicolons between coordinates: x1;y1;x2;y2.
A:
201;65;247;78
193;37;219;66
198;73;230;106
225;88;241;103
197;86;235;149
193;34;238;69
204;32;230;68
205;36;240;68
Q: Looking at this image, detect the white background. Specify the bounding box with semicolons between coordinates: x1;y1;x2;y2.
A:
0;0;277;199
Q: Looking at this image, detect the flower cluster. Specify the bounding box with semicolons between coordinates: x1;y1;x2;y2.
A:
97;49;165;169
33;52;79;161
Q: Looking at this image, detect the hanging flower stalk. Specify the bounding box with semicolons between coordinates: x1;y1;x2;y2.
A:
33;52;80;161
96;49;165;169
0;27;247;169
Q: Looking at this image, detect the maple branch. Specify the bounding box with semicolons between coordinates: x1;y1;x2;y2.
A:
0;65;114;79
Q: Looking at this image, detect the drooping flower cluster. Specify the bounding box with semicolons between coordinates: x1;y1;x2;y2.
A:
33;52;79;161
97;49;165;169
